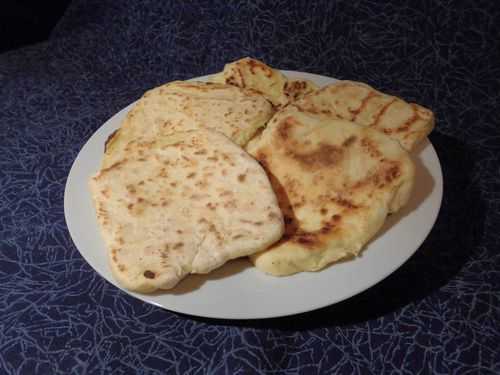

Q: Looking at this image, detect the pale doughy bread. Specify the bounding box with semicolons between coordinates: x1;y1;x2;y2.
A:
90;129;284;292
102;81;273;168
246;106;415;276
210;57;318;107
293;80;434;151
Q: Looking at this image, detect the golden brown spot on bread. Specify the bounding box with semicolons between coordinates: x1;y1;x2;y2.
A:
351;169;384;190
320;208;328;215
127;203;134;210
187;172;196;179
370;98;397;127
361;138;383;158
350;91;378;119
278;116;296;140
262;170;343;249
331;196;358;209
173;242;183;250
290;213;342;248
342;136;357;147
170;182;177;187
385;165;401;182
206;202;217;210
289;143;343;168
118;264;126;272
221;153;235;166
143;270;155;279
195;179;209;188
227;64;246;87
207;223;223;242
232;234;244;240
226;75;237;85
100;159;127;174
395;106;420;133
238;174;246;182
246;59;273;78
240;219;263;226
296;234;317;245
284;80;308;100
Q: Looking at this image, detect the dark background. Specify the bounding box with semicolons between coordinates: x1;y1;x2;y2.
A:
1;1;499;373
0;1;71;53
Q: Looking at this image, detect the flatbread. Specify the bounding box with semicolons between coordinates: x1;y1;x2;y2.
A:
210;57;318;107
246;106;415;276
102;81;274;168
292;80;434;151
90;129;284;292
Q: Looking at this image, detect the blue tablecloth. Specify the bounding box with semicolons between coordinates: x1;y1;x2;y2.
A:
1;1;499;373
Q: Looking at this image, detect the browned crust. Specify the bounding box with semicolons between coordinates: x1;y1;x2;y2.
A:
246;58;274;78
351;91;378;120
104;129;120;152
98;159;128;175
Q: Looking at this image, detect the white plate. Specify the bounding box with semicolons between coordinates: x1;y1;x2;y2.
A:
64;71;443;320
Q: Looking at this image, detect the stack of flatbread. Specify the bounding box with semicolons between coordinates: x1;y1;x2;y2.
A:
90;57;434;292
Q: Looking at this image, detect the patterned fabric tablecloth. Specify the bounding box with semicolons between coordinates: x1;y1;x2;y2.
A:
1;1;499;373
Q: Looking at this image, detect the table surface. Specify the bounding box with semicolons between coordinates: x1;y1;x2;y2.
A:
1;1;499;374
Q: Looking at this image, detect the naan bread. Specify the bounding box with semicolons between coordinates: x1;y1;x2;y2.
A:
292;80;434;151
211;57;318;107
246;106;415;276
90;129;284;292
102;81;273;168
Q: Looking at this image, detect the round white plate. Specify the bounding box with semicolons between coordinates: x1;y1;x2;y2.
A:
64;71;443;320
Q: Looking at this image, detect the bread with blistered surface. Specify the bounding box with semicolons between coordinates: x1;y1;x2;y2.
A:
246;106;415;276
210;57;318;107
102;80;274;168
90;129;284;292
293;80;434;151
